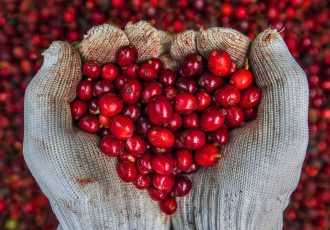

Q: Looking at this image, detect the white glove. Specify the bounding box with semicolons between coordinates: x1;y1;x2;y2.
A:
23;22;172;230
170;28;309;229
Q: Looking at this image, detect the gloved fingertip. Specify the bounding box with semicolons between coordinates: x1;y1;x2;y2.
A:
42;41;73;68
196;27;250;67
79;24;129;64
125;21;166;61
170;30;198;61
251;29;286;53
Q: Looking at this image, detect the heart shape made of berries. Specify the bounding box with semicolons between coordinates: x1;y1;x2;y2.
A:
70;27;261;215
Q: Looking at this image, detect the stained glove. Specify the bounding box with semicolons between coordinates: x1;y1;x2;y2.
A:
23;22;172;230
170;28;309;229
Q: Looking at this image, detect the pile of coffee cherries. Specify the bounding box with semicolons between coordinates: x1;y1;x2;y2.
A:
70;45;261;214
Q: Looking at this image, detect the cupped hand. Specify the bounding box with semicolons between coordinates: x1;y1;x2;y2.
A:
24;22;171;230
170;28;309;229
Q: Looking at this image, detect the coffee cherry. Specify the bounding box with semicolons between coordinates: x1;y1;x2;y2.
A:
196;91;212;112
93;80;115;97
83;60;101;79
209;126;230;146
78;115;100;133
195;144;220;167
151;154;177;175
148;187;168;201
148;127;175;148
136;153;153;175
101;63;119;81
207;49;232;77
116;160;138;182
230;69;253;89
70;100;88;120
100;135;124;157
122;64;139;78
152;147;173;155
121;79;142;104
125;135;147;156
136;117;152;137
179;129;206;150
214;85;241;107
176;77;198;93
146;96;173;126
164;86;178;100
114;75;129;91
183;113;200;129
159;69;177;86
116;45;138;67
198;71;223;92
174;176;192;197
76;80;93;101
152;173;175;193
175;149;193;171
239;86;261;109
134;174;151;189
99;93;123;117
148;58;163;72
184;163;200;174
174;93;197;114
166;113;183;131
122;104;141;122
142;81;162;104
159;196;177;215
200;106;225;131
138;62;158;80
99;114;111;127
109;115;134;140
244;108;258;121
88;98;100;115
180;53;203;77
224;106;245;127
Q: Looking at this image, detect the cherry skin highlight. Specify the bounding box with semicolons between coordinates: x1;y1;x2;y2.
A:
99;93;123;117
116;160;138;182
230;69;253;90
78;115;100;133
70;100;88;120
174;176;192;197
175;149;193;171
116;45;138;67
195;144;220;167
146;96;173;126
214;85;241;107
148;127;175;148
200;106;225;132
159;196;177;215
83;60;101;79
109;115;135;140
207;49;232;77
100;135;124;157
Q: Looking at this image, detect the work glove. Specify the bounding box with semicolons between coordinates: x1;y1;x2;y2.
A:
23;21;172;230
170;28;309;229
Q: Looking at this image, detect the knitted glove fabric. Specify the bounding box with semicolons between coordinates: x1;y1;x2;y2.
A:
23;22;171;230
170;28;309;230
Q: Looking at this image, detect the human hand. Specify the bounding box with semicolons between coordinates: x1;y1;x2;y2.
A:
170;28;309;229
23;22;172;230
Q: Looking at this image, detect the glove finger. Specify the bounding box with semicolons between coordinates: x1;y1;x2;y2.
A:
79;24;129;64
249;29;309;152
170;30;199;61
197;27;250;67
125;21;172;62
24;41;81;131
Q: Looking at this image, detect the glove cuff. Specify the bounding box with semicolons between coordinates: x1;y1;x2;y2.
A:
173;191;290;230
51;197;170;230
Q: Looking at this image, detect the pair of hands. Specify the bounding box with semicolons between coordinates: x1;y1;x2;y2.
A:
23;22;308;229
